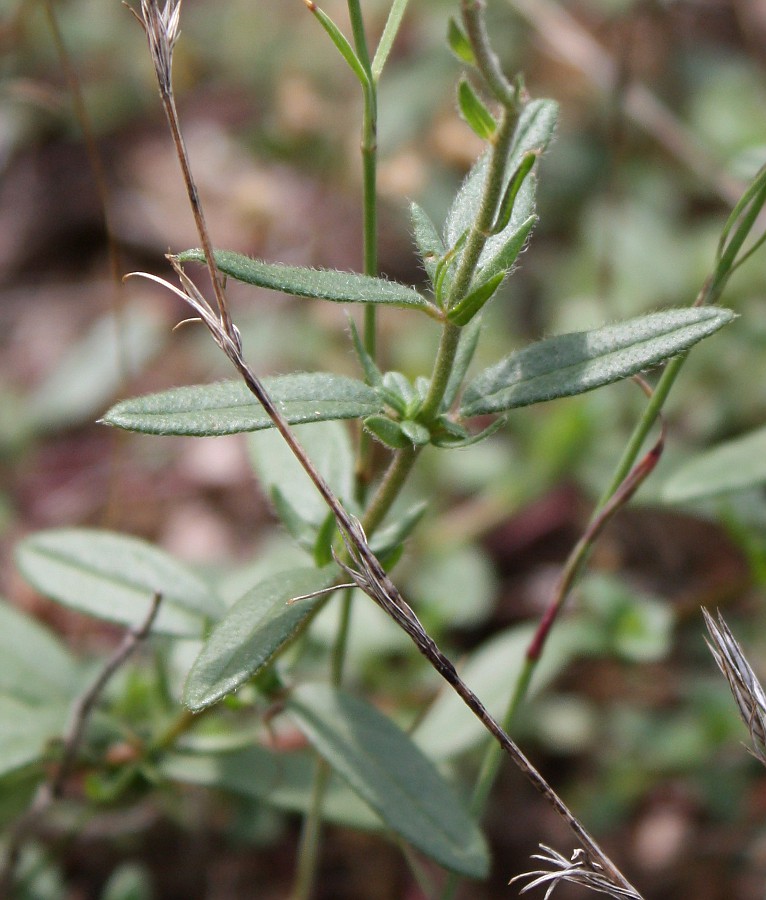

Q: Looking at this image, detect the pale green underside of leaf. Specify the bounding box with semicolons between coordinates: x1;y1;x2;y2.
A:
177;248;433;312
102;374;383;436
249;421;356;527
184;567;337;711
161;748;382;832
461;307;736;417
287;683;490;879
0;697;68;777
662;424;766;503
0;600;82;704
16;529;224;638
414;624;580;760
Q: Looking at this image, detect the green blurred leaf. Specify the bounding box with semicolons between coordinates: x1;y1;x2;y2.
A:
177;249;435;314
662;425;766;502
28;307;162;433
99;863;153;900
414;624;581;759
16;529;223;637
162;747;381;831
447;17;475;65
288;683;489;878
0;600;81;704
102;373;382;436
0;696;66;777
400;420;431;446
461;307;736;417
249;420;356;526
184;567;337;711
457;78;496;140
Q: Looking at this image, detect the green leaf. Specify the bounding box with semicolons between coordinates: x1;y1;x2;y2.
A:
270;486;317;552
662;425;766;502
363;415;410;449
400;420;431;446
288;683;489;878
16;529;223;637
313;511;338;568
184;567;337;711
457;78;496;140
161;747;382;831
0;696;67;777
176;249;435;314
474;215;536;286
307;2;369;87
447;271;505;326
0;600;81;704
444;99;557;273
410;201;446;287
369;500;428;558
414;624;578;760
348;318;384;388
461;307;736;417
102;373;382;437
491;151;537;235
447;17;475;64
371;0;411;81
27;307;162;433
249;420;356;526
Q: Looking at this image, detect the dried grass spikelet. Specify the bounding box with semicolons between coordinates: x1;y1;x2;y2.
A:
510;844;644;899
703;607;766;765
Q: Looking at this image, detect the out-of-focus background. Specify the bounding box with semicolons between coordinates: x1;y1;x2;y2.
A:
3;0;766;897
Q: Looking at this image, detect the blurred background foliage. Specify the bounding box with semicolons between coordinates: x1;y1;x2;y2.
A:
3;0;766;897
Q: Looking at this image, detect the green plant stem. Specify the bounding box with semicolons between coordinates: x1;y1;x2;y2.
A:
292;759;332;900
361;444;420;535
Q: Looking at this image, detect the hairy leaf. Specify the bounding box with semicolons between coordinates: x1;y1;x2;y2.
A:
177;249;435;313
410;201;446;287
16;529;223;637
184;567;337;711
288;683;489;878
444;99;557;276
461;307;736;416
102;373;382;436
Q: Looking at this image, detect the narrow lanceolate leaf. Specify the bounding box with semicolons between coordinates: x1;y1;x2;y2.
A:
447;16;475;64
16;529;223;637
461;307;736;417
662;425;766;503
447;271;505;326
457;78;496;140
102;373;383;436
184;567;337;711
288;683;490;878
176;249;435;314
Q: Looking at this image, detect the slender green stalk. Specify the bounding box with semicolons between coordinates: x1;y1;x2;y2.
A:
292;759;332;900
